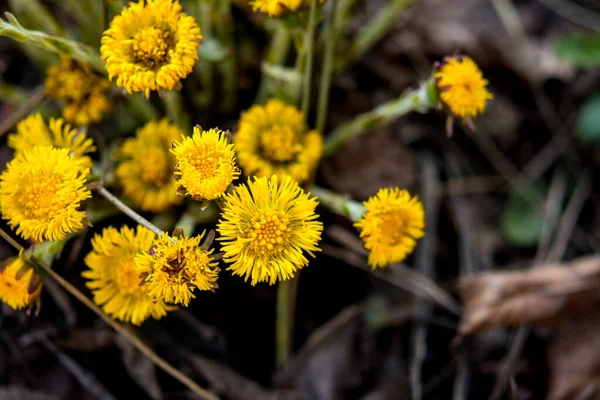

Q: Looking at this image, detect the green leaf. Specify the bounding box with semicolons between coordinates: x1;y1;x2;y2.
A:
576;93;600;145
555;32;600;67
501;185;545;248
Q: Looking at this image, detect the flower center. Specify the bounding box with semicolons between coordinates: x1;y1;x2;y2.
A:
131;26;173;68
249;211;289;254
260;125;301;162
140;147;170;185
378;211;406;247
115;261;144;295
188;154;219;180
21;176;65;220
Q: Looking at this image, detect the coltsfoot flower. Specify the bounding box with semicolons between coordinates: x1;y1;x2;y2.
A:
235;99;322;184
135;232;219;306
354;188;425;269
171;127;239;201
0;146;91;242
0;255;42;310
251;0;326;17
217;175;323;285
8;113;96;168
434;55;493;129
45;58;111;126
116;119;185;212
83;226;175;325
101;0;202;98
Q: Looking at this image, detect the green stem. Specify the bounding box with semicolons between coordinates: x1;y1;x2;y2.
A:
276;278;299;367
337;0;415;71
323;78;437;156
300;0;318;118
315;0;339;133
162;90;189;131
255;21;292;104
125;94;159;122
194;0;215;106
216;0;237;114
311;185;366;222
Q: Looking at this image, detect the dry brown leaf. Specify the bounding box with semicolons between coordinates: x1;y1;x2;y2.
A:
548;303;600;400
458;255;600;336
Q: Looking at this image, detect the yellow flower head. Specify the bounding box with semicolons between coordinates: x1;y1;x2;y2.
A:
251;0;326;16
8;113;96;168
434;55;493;122
101;0;202;98
0;146;91;242
171;127;239;201
354;188;425;269
116;119;184;212
217;175;323;285
235;99;322;184
135;232;219;306
83;226;175;325
0;256;42;310
45;58;111;126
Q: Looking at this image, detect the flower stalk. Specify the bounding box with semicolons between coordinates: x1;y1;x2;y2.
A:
316;0;339;133
96;186;167;239
323;78;437;156
312;185;366;222
300;0;318;118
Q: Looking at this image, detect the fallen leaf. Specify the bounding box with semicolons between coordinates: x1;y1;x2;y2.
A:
548;303;600;400
457;255;600;336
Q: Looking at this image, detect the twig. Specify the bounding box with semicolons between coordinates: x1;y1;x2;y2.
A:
547;172;592;263
301;0;318;118
315;0;338;133
0;85;45;138
0;228;218;400
410;153;441;400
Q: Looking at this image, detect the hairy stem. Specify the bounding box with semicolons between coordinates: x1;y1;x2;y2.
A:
301;0;318;118
316;0;339;133
323;78;437;156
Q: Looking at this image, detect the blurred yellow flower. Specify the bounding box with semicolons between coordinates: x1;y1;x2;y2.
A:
0;146;91;242
116;119;184;212
83;226;175;325
235;99;322;184
135;233;219;306
8;113;96;168
101;0;202;98
354;188;425;269
171;127;239;201
434;56;493;123
217;175;322;285
0;256;42;310
251;0;326;16
45;58;111;126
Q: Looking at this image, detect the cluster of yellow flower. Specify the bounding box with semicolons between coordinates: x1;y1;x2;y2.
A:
0;0;493;327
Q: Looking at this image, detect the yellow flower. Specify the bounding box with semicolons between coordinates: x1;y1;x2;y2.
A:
45;58;111;126
171;127;239;201
434;56;493;122
235;99;322;184
83;226;175;325
354;188;425;269
217;175;322;285
101;0;202;98
0;255;42;310
8;113;96;168
135;232;219;306
251;0;326;16
0;146;91;242
116;119;184;212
